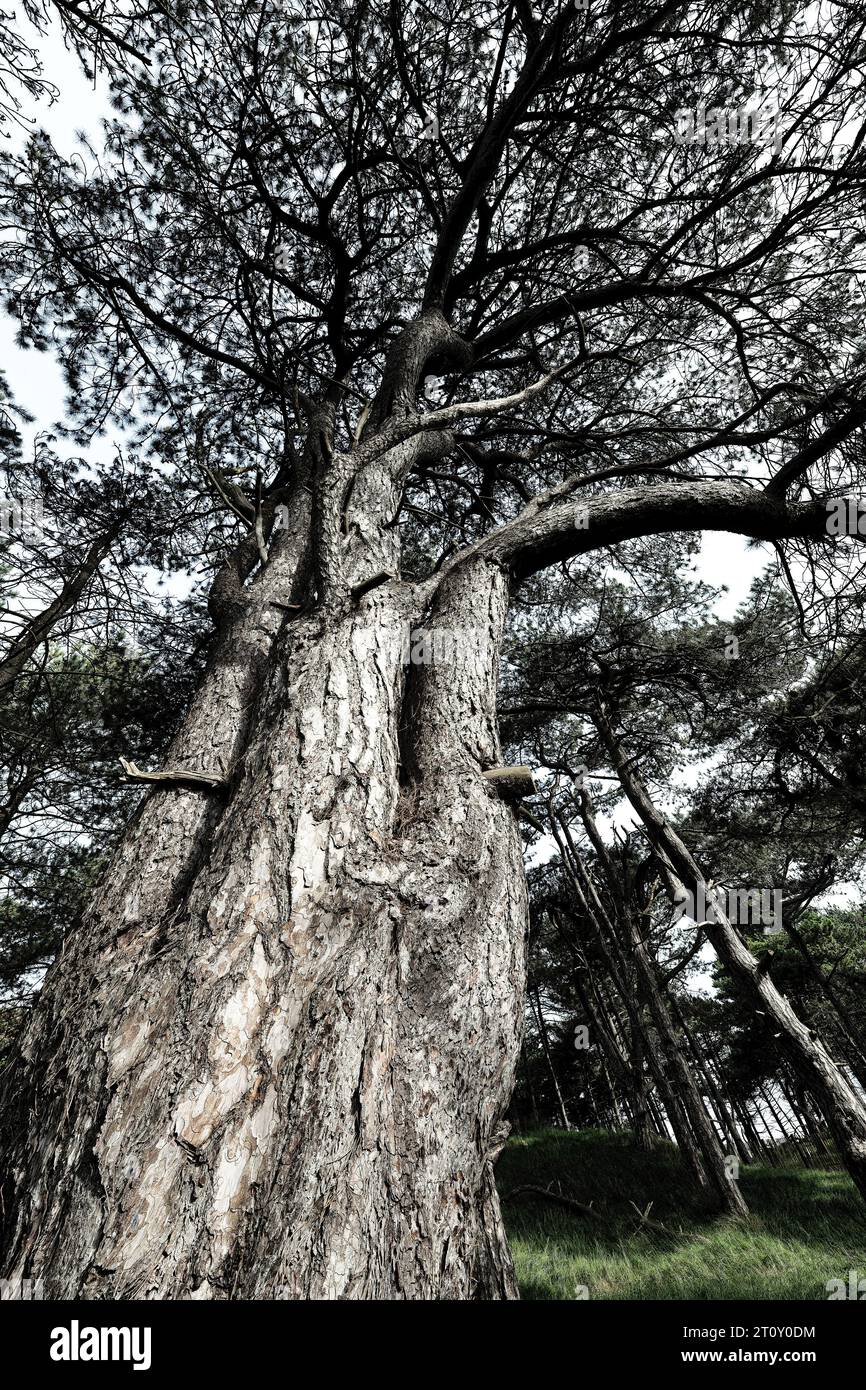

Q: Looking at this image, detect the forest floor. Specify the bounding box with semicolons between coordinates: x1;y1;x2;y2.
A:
498;1128;866;1300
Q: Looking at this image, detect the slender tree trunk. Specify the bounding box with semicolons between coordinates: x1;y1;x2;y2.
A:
574;873;702;1165
748;1099;780;1162
787;1074;834;1157
0;771;37;843
775;1077;820;1163
520;1052;541;1131
759;1080;803;1151
549;908;639;1134
733;1097;768;1162
530;989;571;1129
0;524;120;693
629;1015;655;1151
669;995;753;1165
627;924;748;1215
648;1092;671;1141
570;803;748;1217
552;823;743;1208
595;707;866;1203
778;918;866;1089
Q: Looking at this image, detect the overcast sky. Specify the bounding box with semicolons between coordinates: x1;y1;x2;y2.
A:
1;11;771;624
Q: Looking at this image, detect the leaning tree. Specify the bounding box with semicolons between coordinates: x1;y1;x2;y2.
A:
2;0;866;1298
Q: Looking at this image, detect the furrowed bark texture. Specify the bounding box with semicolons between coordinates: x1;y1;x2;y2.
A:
0;372;526;1298
2;304;848;1296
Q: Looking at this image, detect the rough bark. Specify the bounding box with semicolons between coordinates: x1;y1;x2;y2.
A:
0;442;527;1298
2;303;860;1297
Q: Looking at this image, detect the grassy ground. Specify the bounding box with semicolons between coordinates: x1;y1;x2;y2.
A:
498;1128;866;1300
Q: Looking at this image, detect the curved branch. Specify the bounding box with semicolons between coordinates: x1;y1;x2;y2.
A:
435;479;837;585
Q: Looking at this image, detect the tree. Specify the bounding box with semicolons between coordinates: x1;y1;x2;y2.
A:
545;801;749;1213
594;703;866;1199
0;622;208;1023
0;1;154;133
2;0;866;1298
1;426;209;1040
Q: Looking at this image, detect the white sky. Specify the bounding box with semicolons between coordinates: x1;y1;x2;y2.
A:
2;12;112;438
1;10;769;613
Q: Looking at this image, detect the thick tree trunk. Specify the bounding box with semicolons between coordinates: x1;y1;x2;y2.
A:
0;403;528;1299
3;298;843;1295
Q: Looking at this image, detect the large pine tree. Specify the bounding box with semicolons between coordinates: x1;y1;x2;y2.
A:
2;0;866;1297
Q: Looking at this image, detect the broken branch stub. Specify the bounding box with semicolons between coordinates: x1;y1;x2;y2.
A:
119;757;226;789
482;765;537;800
350;570;396;601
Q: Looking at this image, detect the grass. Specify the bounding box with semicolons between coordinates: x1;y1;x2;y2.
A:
498;1128;866;1300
